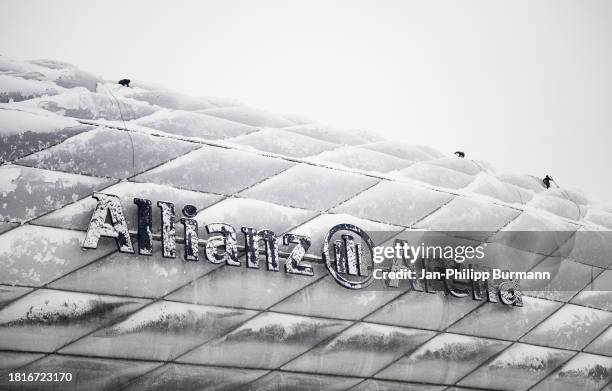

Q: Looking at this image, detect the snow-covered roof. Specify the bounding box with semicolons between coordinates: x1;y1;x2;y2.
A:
0;54;611;390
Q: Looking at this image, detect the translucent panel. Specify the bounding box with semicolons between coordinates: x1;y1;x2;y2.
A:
49;247;221;298
287;213;403;257
333;181;454;227
282;322;434;377
529;194;582;221
521;304;612;350
414;196;521;237
377;333;509;384
585;325;612;356
34;181;223;233
196;197;316;235
366;291;482;331
282;123;374;145
31;60;102;91
0;289;148;351
545;188;589;206
240;164;379;211
0;355;158;391
448;296;561;340
425;157;485;176
416;145;446;158
479;242;546;272
466;173;527;204
522;257;603;302
134;145;294;194
352;379;445;391
0;225;115;286
533;353;612;391
0;74;65;102
558;229;612;268
122;363;267;391
167;262;326;310
61;301;256;360
229;128;339;157
0;54;56;79
280;112;316;125
0;285;31;308
134;109;257;139
399;163;474;189
0;57;101;91
178;312;349;368
200;106;295;127
572;270;612;311
497;174;546;194
0;165;114;222
584;208;612;229
127;90;219;110
18;127;199;179
14;88;158;120
271;276;403;320
0;352;44;370
459;343;574;391
311;146;412;173
500;209;578;231
359;141;440;161
246;371;362;391
489;211;578;255
0;221;17;234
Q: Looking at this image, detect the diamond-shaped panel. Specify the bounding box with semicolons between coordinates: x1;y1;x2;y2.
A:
376;333;509;384
459;343;574;391
532;353;612;391
134;109;257;139
282;322;435;377
17;127;200;179
239;163;379;211
333;181;454;227
133;145;294;195
229;128;339;158
0;355;159;391
520;304;612;350
120;363;266;391
167;262;326;310
447;296;561;340
0;225;115;286
60;301;256;361
0;289;149;351
312;146;412;173
0;164;115;222
49;247;220;298
177;312;349;368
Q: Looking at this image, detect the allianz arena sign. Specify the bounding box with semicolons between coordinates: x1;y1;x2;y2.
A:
83;192;524;307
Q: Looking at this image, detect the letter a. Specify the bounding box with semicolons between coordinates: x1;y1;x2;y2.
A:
83;193;134;253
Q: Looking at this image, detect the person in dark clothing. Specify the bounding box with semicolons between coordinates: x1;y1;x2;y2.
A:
454;151;465;158
542;175;554;189
118;79;131;87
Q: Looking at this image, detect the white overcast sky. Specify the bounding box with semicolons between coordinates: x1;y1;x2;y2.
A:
1;0;611;203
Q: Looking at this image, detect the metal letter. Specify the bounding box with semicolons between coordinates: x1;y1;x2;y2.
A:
133;198;153;256
241;227;280;271
181;204;199;261
283;234;313;276
83;193;134;253
157;201;176;258
205;223;240;266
